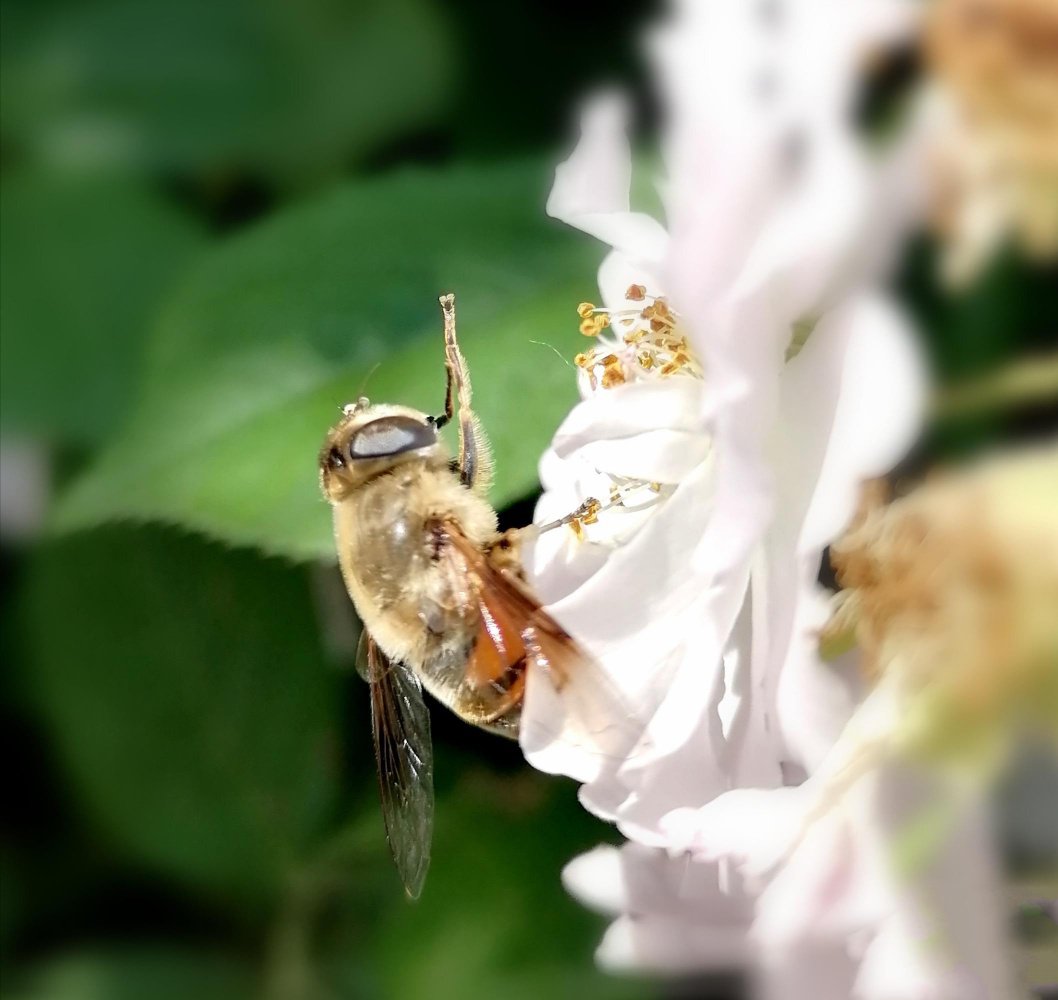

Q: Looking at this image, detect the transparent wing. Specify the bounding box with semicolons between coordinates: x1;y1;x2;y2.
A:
354;629;371;682
363;635;434;899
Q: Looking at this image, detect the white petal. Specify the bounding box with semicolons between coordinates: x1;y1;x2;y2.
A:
521;458;718;783
748;292;924;777
596;913;750;974
525;376;712;612
547;94;668;265
597;250;666;312
789;293;927;555
551;377;707;453
774;586;863;773
593;914;727;974
577;431;711;485
564;842;756;974
729;130;868;325
561;845;627;915
660;786;806;875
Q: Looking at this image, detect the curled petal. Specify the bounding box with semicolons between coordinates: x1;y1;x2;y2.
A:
547;94;669;266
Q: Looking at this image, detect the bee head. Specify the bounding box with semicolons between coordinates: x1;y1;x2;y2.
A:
319;398;446;502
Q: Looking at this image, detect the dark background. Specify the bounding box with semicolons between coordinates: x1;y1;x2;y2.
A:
1;1;1055;998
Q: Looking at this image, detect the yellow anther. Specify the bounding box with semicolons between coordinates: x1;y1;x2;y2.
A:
577;302;596;319
579;313;609;337
602;367;627;388
579;497;602;525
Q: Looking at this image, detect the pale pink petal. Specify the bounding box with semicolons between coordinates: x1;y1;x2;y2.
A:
661;786;806;876
774;587;863;774
738;292;924;777
563;842;755;974
791;293;927;555
596;914;749;974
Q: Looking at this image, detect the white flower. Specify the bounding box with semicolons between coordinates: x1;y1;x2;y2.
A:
522;0;925;816
514;0;955;986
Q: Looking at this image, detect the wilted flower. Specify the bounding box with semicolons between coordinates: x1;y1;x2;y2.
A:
923;0;1058;283
829;446;1058;764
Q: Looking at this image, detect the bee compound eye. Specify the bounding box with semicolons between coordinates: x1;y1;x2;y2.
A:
348;415;437;460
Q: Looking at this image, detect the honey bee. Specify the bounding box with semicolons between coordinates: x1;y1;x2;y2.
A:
319;294;626;898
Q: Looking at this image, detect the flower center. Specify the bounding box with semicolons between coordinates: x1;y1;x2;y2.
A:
572;285;704;390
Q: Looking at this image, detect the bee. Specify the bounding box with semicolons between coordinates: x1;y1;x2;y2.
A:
319;294;625;899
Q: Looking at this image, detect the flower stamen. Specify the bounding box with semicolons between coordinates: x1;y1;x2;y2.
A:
568;292;703;389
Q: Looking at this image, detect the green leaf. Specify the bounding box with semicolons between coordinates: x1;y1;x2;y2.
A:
5;948;255;1000
1;0;453;185
25;526;340;904
55;160;591;560
0;171;204;445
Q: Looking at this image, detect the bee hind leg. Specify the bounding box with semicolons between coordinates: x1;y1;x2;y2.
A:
479;669;526;724
437;293;493;494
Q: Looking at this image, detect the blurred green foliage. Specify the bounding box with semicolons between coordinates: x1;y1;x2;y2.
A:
1;0;1053;998
0;0;453;186
26;528;340;905
1;171;205;444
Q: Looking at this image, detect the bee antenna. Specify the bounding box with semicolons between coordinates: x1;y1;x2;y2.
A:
356;361;383;400
529;340;573;370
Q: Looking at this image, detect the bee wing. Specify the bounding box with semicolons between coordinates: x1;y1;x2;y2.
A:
362;634;434;899
355;629;372;682
442;523;647;774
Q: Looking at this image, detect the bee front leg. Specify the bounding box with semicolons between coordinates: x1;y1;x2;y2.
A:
486;498;600;577
486;528;533;578
437;294;493;495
